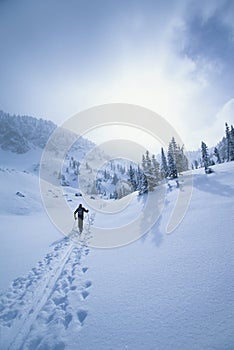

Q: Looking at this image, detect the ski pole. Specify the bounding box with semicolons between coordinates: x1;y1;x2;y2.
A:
73;218;77;231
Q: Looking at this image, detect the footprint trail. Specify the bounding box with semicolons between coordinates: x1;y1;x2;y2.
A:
0;229;93;350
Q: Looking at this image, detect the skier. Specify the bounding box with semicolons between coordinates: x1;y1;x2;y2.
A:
74;204;89;234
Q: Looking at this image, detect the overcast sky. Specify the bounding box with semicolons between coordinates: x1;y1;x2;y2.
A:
0;0;234;149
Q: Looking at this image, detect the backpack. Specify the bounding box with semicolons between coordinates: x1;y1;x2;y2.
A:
77;207;83;217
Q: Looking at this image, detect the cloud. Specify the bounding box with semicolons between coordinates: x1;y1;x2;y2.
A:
0;0;233;151
195;98;234;147
216;99;234;129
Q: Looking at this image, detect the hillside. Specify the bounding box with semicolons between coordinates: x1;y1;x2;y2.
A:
0;112;234;349
0;161;234;349
0;111;56;153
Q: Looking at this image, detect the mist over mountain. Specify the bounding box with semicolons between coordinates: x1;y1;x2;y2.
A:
0;111;56;154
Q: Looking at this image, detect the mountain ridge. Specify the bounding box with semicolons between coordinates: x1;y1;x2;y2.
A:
0;110;56;154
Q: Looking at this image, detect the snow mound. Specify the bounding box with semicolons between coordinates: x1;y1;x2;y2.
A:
0;167;43;215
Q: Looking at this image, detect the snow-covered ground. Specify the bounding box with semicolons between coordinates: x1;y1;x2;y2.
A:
0;152;234;349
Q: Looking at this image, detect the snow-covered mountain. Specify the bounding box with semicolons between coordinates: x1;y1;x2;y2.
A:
0;112;103;216
0;154;43;216
0;111;56;153
0;112;51;215
62;156;138;199
0;111;139;223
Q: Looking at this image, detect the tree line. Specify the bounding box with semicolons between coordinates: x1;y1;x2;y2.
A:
62;121;234;198
129;137;189;194
200;122;234;172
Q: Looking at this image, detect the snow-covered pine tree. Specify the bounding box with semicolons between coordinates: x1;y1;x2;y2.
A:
137;166;148;195
160;147;169;179
167;152;177;178
118;187;123;199
214;147;221;164
168;137;189;174
216;137;226;162
201;141;209;170
230;125;234;161
112;173;119;185
145;150;151;169
142;154;147;172
120;165;125;175
151;154;160;185
128;165;137;191
176;145;189;173
225;122;231;162
170;137;177;156
167;142;178;178
194;160;199;169
144;151;157;191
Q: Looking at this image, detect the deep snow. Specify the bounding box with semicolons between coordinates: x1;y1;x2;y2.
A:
0;152;234;350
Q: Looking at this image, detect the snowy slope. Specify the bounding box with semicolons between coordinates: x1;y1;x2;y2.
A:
0;111;56;153
0;149;62;291
0;162;234;349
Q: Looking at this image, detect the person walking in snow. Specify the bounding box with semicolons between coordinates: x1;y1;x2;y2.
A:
74;204;89;234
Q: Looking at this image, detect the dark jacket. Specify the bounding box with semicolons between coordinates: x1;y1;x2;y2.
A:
74;205;89;220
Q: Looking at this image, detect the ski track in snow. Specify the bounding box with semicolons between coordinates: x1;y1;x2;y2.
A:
0;229;92;350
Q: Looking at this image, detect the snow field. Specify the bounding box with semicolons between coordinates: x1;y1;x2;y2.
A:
0;154;234;349
74;163;234;350
0;232;93;349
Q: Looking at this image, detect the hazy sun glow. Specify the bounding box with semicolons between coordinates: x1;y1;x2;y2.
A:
0;0;233;150
84;124;162;155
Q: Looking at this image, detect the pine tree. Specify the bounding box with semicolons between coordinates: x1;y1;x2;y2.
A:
118;187;123;199
128;165;137;191
113;190;118;199
112;173;119;185
170;137;177;158
160;147;169;178
167;137;189;174
167;142;178;178
137;167;148;195
142;154;147;171
176;145;189;173
167;151;177;178
225;122;231;162
214;147;221;164
201;141;209;170
152;154;160;185
230;125;234;161
143;151;157;191
216;137;226;162
194;160;199;169
145;150;151;169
